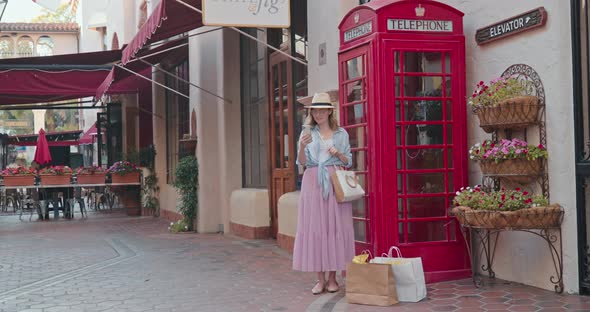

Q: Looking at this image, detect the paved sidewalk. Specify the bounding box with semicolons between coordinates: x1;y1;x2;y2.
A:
0;212;589;312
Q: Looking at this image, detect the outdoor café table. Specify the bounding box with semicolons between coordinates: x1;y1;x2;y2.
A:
0;182;141;221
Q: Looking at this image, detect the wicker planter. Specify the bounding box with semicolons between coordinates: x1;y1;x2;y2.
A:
2;175;35;186
451;205;563;229
475;95;541;133
479;158;543;183
111;172;140;184
76;173;106;185
40;174;71;185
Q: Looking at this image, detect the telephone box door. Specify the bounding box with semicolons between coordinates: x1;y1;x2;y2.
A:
382;40;470;280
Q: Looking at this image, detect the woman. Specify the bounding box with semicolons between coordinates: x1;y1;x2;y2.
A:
293;92;355;295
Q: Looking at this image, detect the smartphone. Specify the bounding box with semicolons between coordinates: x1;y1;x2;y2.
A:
302;125;311;136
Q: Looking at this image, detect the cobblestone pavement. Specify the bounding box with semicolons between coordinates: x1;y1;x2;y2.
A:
1;212;590;312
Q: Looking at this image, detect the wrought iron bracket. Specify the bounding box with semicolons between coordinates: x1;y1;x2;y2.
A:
459;225;564;294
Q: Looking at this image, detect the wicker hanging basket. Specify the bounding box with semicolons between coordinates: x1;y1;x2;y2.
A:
475;95;541;133
451;205;563;229
478;158;543;183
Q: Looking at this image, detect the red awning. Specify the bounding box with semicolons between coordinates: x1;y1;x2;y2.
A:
79;122;97;145
97;39;188;99
0;49;133;105
0;49;122;65
121;0;201;64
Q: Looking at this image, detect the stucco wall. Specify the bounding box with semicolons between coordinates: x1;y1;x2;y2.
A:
309;0;577;293
190;27;242;233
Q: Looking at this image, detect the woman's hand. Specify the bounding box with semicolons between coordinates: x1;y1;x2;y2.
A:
300;133;312;148
328;147;341;157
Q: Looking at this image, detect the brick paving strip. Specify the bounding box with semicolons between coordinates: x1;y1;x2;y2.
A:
0;238;137;304
2;213;590;311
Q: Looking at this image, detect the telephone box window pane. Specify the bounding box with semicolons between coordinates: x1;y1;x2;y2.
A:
396;125;402;145
447;148;453;168
446;101;452;121
346;81;364;102
446;125;453;144
403;51;443;73
397;149;402;169
394;51;401;73
395;100;401;121
404;124;444;146
448;172;454;193
405;100;442;121
349;126;366;149
407;221;448;242
395;76;401;97
346;103;366;124
352;151;366;171
406;173;445;194
398;174;403;194
445;77;452;96
405;148;445;169
352;197;366;218
407;197;447;218
398;198;403;218
346;56;364;80
353;220;367;242
404;76;444;97
399;223;405;243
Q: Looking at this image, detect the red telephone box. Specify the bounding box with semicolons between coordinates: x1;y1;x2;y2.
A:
338;0;470;282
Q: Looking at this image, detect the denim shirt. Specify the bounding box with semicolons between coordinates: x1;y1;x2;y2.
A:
296;126;353;199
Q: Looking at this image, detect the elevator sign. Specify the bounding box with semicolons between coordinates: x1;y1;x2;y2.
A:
475;7;547;45
387;19;453;32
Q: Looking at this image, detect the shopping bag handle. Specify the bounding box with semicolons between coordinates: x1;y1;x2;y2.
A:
387;246;403;258
360;249;372;259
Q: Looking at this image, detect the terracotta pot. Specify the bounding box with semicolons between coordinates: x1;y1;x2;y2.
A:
40;174;71;185
2;175;35;186
111;172;140;184
76;173;106;184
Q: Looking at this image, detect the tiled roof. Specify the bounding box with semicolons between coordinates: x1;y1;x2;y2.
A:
0;23;79;33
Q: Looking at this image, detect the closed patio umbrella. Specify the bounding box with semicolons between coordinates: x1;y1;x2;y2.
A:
34;128;52;165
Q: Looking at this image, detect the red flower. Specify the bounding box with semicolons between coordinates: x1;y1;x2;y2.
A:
515;187;521;191
523;191;529;195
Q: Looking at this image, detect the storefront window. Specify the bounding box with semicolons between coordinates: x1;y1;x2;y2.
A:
240;28;268;188
165;59;190;184
16;36;34;57
36;36;53;56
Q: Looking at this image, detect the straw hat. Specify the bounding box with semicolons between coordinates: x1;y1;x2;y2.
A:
306;92;335;109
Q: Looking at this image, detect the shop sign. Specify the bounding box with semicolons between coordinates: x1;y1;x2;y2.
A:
0;120;30;128
343;21;373;42
387;19;453;32
475;7;547;45
202;0;290;28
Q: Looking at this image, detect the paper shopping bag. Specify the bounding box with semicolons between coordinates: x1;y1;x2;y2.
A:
370;246;427;302
346;262;398;306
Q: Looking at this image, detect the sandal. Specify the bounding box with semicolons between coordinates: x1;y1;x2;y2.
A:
327;282;340;293
312;281;326;295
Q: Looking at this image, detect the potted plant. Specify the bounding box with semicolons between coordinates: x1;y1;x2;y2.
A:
108;161;141;184
75;165;106;184
39;166;73;185
469;77;540;132
1;166;36;186
172;156;199;232
451;186;561;229
469;138;548;183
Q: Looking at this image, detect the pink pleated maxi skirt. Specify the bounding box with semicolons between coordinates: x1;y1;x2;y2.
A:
292;166;355;272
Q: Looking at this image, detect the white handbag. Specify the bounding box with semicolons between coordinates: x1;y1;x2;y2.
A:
330;168;365;203
370;246;427;302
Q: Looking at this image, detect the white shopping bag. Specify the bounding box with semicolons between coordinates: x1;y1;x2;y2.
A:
369;246;427;302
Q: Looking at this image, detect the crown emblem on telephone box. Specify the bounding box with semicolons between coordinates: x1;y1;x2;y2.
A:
415;4;425;17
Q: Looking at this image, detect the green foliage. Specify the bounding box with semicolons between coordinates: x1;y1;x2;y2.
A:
168;219;191;233
31;3;75;23
139;145;157;169
142;170;160;212
173;156;199;231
